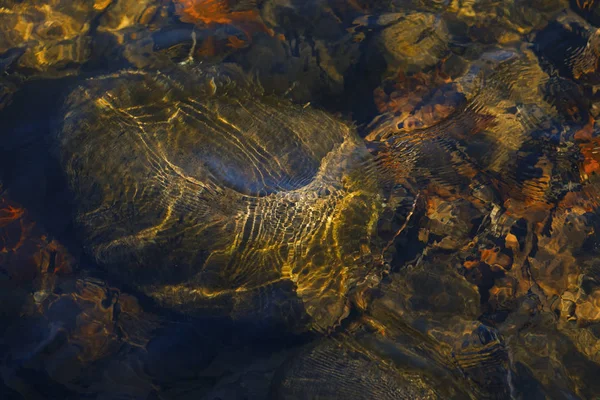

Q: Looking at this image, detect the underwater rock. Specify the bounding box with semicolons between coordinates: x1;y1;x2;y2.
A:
367;260;480;337
423;197;481;250
451;0;565;43
228;31;362;104
371;65;465;135
0;194;75;293
534;14;600;85
175;0;275;46
226;0;370;105
0;0;103;75
452;324;511;398
270;338;443;399
0;191;154;399
97;0;167;34
0;277;159;398
58;64;410;332
376;12;450;74
365;47;556;238
94;0;170;66
504;304;600;399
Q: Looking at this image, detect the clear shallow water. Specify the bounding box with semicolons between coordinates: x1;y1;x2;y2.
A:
2;0;600;399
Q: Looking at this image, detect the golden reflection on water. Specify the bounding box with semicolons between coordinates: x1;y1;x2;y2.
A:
59;66;410;331
4;0;600;398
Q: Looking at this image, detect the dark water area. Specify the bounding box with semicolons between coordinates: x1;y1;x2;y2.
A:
3;0;600;399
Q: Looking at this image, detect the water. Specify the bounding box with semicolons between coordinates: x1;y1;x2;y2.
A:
2;0;600;399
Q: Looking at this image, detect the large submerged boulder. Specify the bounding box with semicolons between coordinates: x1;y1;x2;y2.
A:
58;64;411;331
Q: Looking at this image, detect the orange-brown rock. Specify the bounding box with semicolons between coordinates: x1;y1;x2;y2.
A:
174;0;274;44
0;195;75;286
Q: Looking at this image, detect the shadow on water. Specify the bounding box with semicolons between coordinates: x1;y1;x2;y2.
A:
0;77;77;245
